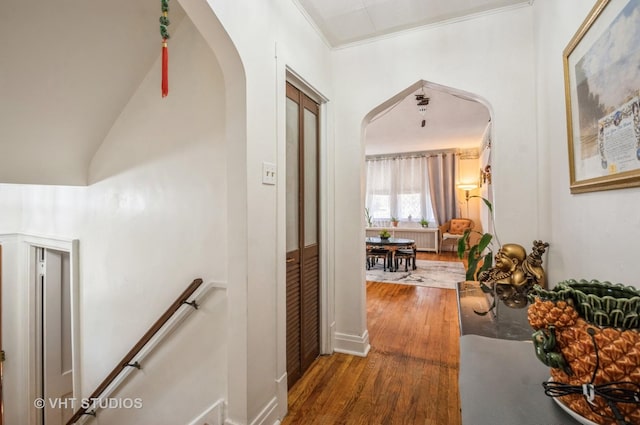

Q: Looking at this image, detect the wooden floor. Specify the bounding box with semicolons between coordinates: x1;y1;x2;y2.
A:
282;252;463;425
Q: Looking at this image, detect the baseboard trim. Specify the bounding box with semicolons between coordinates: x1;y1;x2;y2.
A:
187;398;225;425
327;321;336;354
223;392;283;425
249;396;279;425
275;372;288;420
334;330;370;357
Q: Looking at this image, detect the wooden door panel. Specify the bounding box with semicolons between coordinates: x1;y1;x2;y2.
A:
286;251;301;387
285;82;320;389
301;245;319;371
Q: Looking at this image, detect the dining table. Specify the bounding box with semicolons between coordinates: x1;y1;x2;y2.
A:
365;237;416;272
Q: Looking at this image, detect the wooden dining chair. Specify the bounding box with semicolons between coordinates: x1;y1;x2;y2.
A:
394;248;416;272
366;248;390;271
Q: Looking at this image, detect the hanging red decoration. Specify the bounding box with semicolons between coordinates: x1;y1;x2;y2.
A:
162;40;168;97
160;0;170;97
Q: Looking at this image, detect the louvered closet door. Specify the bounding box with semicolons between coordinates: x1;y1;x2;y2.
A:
285;82;320;388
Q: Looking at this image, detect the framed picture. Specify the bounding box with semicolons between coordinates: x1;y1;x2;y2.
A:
564;0;640;193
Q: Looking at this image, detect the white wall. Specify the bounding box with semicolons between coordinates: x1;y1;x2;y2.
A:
196;1;334;422
0;17;229;424
534;0;640;288
0;235;22;425
86;18;229;424
10;1;636;423
332;5;538;346
2;0;334;422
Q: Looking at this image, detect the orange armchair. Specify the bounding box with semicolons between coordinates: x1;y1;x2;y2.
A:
438;218;474;252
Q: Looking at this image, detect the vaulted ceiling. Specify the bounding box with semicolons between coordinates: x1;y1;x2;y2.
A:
0;0;185;185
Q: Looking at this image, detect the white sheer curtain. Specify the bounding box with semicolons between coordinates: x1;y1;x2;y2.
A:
365;158;393;222
365;155;436;225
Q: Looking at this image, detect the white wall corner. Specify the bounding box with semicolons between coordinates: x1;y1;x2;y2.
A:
334;330;370;357
328;321;336;353
187;398;226;425
223;404;243;425
249;397;279;425
276;372;288;420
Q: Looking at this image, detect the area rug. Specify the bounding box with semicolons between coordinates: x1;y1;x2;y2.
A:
366;259;466;289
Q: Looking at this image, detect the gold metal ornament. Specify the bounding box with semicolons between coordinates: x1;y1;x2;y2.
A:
478;240;549;308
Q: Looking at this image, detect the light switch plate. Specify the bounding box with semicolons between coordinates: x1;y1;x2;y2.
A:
262;162;276;185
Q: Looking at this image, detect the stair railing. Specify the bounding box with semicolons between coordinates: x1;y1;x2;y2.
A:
66;278;206;424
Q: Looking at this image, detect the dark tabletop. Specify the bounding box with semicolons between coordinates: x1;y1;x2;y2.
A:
365;237;415;245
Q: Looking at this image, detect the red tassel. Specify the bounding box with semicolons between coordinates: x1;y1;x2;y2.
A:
162;40;168;97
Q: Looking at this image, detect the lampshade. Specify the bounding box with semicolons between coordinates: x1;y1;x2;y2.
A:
457;183;478;191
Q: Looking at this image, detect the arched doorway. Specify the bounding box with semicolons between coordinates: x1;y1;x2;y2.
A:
363;80;493;249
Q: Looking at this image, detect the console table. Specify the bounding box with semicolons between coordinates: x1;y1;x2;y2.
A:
460;334;582;425
456;281;532;340
457;281;582;424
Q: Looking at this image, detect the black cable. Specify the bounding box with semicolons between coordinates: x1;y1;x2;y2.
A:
543;381;640;404
542;327;640;425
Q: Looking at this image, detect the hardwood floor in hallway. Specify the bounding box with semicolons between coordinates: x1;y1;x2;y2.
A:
282;252;463;425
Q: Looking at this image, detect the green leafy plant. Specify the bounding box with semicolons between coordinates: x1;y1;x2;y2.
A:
379;229;391;239
457;196;500;281
365;207;373;227
420;217;429;228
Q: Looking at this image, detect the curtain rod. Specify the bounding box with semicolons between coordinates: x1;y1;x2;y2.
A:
366;148;459;161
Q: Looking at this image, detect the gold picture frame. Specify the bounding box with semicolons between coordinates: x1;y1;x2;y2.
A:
564;0;640;193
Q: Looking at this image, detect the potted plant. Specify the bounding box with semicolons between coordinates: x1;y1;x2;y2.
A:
365;207;373;227
379;229;391;240
457;196;499;282
390;216;399;227
420;217;429;228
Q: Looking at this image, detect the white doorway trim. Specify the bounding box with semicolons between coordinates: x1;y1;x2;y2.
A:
274;65;334;419
21;235;80;424
285;66;332;357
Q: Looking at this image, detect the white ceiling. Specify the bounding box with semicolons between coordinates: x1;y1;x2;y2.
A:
295;0;532;47
294;0;517;155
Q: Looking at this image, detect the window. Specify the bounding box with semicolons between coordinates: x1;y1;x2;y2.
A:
397;193;420;219
369;194;390;219
365;155;436;225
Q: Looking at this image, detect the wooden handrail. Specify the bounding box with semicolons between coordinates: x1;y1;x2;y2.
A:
66;278;204;424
